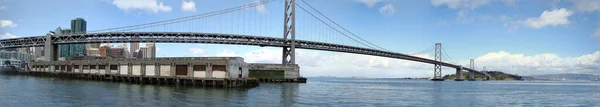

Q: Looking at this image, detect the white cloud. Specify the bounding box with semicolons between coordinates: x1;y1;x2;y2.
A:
112;0;172;13
355;0;381;8
210;48;448;78
431;0;489;10
216;49;238;57
572;0;600;12
188;48;204;55
181;0;196;12
431;0;490;24
254;0;266;14
227;48;600;77
472;51;600;75
0;20;17;28
504;0;516;6
523;8;573;29
0;6;6;10
0;33;17;39
379;4;395;15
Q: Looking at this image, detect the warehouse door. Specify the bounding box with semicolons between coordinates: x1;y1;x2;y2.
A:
175;65;188;76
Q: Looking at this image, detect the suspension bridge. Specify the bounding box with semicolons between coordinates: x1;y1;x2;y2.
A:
0;0;490;81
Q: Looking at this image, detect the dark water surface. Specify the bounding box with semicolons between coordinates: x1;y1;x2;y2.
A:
1;75;599;106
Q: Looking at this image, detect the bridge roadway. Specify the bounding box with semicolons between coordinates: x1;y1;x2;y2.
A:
0;32;490;76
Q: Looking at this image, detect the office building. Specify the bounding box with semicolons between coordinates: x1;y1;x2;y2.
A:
130;42;139;58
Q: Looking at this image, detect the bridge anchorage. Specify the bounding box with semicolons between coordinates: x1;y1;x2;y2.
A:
0;0;493;81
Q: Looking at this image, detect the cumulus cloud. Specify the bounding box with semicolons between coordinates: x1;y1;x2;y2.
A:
188;48;204;55
0;20;17;28
471;51;600;75
355;0;381;8
379;4;395;15
181;0;196;12
210;48;449;78
226;48;600;77
112;0;172;13
431;0;490;24
572;0;600;12
523;8;573;29
0;33;17;39
431;0;489;10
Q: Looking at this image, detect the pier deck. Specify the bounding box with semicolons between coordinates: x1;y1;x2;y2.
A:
18;71;259;88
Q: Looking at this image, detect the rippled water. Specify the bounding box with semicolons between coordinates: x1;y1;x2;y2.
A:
1;75;599;106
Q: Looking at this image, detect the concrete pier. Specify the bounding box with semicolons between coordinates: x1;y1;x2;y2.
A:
24;57;262;88
455;67;464;81
248;63;306;83
17;72;259;88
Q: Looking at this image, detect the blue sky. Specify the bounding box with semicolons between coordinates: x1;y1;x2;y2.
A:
1;0;599;77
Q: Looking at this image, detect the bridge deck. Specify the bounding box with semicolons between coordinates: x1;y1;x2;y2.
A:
0;32;490;78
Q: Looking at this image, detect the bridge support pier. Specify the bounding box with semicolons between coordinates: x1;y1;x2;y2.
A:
454;66;464;81
44;33;56;61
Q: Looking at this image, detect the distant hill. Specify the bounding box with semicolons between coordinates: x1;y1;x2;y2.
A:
528;73;600;81
443;71;524;80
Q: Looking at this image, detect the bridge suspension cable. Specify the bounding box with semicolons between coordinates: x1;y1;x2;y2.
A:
441;45;458;65
408;45;434;55
86;0;276;33
295;4;379;49
296;0;390;51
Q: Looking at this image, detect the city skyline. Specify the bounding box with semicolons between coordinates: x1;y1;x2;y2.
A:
0;0;599;77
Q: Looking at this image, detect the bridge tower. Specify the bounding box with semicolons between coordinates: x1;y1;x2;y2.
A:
282;0;296;65
431;43;444;81
482;66;489;80
468;59;476;81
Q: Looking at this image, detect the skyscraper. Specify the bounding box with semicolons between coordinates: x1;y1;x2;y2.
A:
70;18;86;56
56;18;88;59
71;18;86;34
145;43;156;58
130;42;139;58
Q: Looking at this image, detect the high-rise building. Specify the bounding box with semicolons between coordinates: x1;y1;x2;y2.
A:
140;43;156;58
56;18;88;58
139;47;148;58
130;42;139;58
70;18;87;57
109;46;127;58
71;18;86;34
78;18;99;56
55;27;75;57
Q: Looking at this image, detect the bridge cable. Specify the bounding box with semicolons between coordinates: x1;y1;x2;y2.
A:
298;0;390;51
408;45;434;55
87;0;275;33
441;45;458;65
295;4;378;49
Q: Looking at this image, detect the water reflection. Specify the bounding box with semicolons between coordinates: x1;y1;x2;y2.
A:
1;75;600;106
